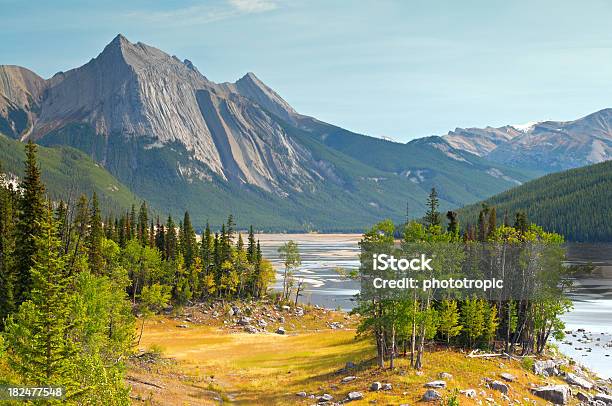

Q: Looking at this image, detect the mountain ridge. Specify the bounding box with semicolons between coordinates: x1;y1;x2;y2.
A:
0;34;549;229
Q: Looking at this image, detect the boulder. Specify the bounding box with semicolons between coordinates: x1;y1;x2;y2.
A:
595;393;612;405
275;327;286;335
347;392;363;401
490;380;509;394
237;316;252;326
500;373;517;382
318;393;333;402
382;383;392;391
296;391;307;397
439;372;453;380
244;326;258;334
281;305;291;311
575;392;591;403
533;359;567;376
531;385;571;405
460;389;477;398
566;373;593;390
341;376;357;383
424;380;446;389
231;305;241;316
422;389;442;401
370;382;382;391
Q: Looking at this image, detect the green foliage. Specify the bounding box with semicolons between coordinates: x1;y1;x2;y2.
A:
278;241;301;301
438;299;462;344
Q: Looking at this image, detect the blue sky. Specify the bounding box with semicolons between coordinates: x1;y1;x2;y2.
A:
2;0;612;141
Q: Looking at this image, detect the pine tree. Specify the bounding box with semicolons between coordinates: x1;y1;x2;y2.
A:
0;163;16;324
4;203;77;387
165;216;177;261
149;220;155;248
14;141;46;303
477;204;489;241
181;211;197;269
446;211;459;236
87;192;104;274
514;211;528;233
247;225;256;263
129;204;136;240
424;187;441;228
488;206;497;236
155;218;166;257
137;201;148;246
201;222;212;269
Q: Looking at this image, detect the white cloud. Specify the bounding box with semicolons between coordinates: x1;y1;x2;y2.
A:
227;0;278;13
124;1;278;27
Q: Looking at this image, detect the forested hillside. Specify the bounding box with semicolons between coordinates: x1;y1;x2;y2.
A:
0;132;138;214
458;161;612;241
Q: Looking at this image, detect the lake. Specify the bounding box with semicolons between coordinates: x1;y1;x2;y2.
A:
257;233;612;378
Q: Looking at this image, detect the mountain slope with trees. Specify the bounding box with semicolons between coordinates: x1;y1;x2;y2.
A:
458;160;612;241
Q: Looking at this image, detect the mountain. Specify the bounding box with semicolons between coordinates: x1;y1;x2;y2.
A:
442;110;612;172
0;35;539;230
0;133;139;213
458;160;612;242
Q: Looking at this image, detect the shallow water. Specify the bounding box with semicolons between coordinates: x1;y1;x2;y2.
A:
257;234;612;378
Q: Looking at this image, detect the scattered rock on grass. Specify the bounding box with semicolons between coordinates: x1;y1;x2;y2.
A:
439;372;453;380
500;372;516;382
341;376;357;383
370;382;382;391
565;373;593;390
490;380;509;394
318;393;333;402
460;389;476;398
296;391;307;397
275;327;285;335
424;380;446;389
595;393;612;405
381;383;392;391
530;385;571;405
576;392;591;402
347;392;363;401
422;389;441;401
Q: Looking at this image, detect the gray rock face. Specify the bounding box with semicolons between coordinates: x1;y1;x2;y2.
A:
531;385;571;405
424;380;446;389
0;65;46;138
566;372;593;390
3;35;332;196
445;109;612;172
422;389;442;401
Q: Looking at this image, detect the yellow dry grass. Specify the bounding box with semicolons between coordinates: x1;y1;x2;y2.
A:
130;316;580;406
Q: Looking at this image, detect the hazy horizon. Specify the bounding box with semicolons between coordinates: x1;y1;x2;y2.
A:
3;0;612;141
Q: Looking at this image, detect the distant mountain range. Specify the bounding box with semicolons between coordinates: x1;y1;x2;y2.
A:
0;34;608;230
442;110;612;172
459;160;612;242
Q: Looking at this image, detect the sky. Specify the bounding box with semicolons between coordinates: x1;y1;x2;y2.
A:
2;0;612;141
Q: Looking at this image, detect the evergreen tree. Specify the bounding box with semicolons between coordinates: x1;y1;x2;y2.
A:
149;220;155;248
14;141;46;303
155;218;166;258
201;222;212;268
129;204;136;240
4;203;77;388
488;206;497;236
424;187;441;228
514;211;529;233
87;192;104;274
247;225;256;263
137;201;148;246
181;211;197;269
446;211;459;236
165;216;177;261
0;164;16;324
